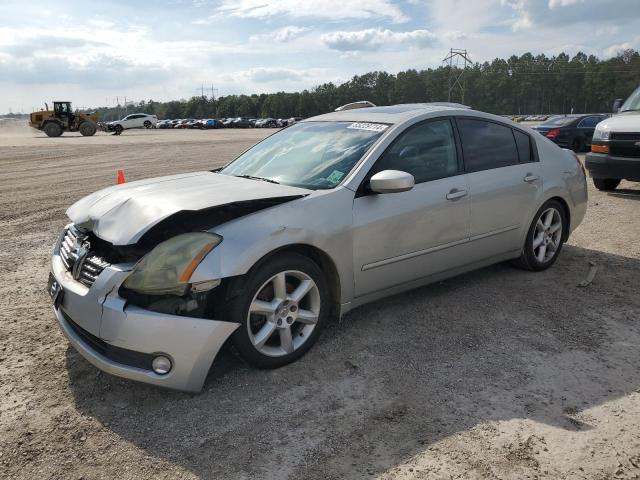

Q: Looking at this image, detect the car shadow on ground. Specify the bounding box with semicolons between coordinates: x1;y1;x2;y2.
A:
608;187;640;200
67;244;640;479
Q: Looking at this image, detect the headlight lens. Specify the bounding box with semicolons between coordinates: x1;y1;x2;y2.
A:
593;128;610;141
123;232;222;295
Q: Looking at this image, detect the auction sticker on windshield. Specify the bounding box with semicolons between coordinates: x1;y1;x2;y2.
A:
347;122;389;132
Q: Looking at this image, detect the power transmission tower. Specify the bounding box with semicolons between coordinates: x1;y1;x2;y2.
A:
442;48;472;104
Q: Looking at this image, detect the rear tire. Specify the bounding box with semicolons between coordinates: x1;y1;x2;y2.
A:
143;120;152;128
44;122;62;137
79;121;96;136
571;137;584;153
227;253;329;369
593;178;620;191
513;199;566;272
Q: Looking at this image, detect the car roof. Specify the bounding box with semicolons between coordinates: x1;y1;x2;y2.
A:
306;103;474;124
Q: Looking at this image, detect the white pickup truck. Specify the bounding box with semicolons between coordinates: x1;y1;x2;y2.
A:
586;86;640;190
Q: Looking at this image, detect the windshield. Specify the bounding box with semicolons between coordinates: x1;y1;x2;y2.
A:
220;121;388;190
620;86;640;112
539;115;579;127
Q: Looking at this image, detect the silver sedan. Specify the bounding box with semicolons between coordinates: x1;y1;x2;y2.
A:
49;104;588;392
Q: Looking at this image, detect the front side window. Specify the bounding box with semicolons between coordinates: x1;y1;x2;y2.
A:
221;121;387;190
373;119;458;184
457;119;519;172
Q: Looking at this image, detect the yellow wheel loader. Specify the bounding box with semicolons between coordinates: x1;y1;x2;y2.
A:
29;101;99;137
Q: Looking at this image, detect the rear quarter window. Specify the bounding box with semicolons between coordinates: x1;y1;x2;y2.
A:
513;130;533;163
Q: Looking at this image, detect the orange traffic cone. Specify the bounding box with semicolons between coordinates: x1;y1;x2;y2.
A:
116;169;126;184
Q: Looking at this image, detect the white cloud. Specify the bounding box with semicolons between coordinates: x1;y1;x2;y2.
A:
250;26;310;43
216;0;408;23
245;67;308;82
548;0;582;8
321;28;437;52
501;0;532;30
219;66;330;85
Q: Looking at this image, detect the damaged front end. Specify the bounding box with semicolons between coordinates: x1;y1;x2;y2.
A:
64;196;304;319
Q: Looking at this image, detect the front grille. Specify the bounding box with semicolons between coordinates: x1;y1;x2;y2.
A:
61;310;154;371
59;226;110;288
610;132;640;141
610;144;640;158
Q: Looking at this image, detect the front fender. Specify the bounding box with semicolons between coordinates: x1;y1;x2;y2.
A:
191;188;356;304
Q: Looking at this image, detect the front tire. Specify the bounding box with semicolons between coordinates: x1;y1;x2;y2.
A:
593;178;620;191
44;122;62;137
79;121;96;136
228;253;329;369
513;200;566;271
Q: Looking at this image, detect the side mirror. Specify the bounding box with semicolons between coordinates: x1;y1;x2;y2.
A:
613;98;623;113
369;170;415;194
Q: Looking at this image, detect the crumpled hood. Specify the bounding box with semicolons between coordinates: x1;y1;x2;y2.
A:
596;111;640;133
67;171;309;245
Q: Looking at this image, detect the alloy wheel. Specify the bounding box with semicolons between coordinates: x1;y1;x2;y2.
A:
532;207;562;263
247;270;320;357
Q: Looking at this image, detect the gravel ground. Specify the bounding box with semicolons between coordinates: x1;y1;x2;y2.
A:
1;126;639;480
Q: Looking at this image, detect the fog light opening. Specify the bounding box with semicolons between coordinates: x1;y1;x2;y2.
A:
152;355;172;375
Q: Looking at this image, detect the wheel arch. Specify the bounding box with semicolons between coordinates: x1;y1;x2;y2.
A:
546;195;571;242
225;243;342;317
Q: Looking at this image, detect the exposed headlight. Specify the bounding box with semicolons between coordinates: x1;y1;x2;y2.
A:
592;128;610;141
123;232;222;295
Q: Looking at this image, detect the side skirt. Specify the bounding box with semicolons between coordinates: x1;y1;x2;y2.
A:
339;249;521;317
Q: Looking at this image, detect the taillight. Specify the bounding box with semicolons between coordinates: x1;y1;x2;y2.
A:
545;129;561;139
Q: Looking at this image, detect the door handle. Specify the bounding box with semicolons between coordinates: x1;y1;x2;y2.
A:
524;174;539;183
446;189;468;200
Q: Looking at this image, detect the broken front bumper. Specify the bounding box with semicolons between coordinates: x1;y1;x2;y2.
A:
51;252;238;393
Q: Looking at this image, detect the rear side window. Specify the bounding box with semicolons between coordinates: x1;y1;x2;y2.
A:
513;130;533;163
457;119;519;172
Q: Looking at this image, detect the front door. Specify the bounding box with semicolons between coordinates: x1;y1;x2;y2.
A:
352;118;470;297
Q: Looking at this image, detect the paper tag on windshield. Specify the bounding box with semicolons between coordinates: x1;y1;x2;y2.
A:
347;122;388;132
326;170;345;184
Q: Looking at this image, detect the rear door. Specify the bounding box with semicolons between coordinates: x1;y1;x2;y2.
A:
456;117;542;258
352;118;470;297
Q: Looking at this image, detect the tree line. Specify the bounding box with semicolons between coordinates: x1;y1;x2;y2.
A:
94;49;640;122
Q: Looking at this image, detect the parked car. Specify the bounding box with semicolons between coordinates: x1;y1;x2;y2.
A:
203;119;223;129
231;117;253;128
586;86;640;191
174;119;194;129
255;118;279;128
48;103;587;392
156;120;171;129
532;114;608;152
107;113;158;133
221;118;235;128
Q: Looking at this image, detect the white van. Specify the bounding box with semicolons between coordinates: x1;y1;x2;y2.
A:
585;87;640;190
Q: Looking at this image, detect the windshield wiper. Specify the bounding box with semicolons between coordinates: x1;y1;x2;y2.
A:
235;174;280;184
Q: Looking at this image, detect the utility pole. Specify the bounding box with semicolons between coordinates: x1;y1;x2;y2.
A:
442;48;472;104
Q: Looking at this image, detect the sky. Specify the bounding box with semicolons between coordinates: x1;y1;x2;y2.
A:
0;0;639;113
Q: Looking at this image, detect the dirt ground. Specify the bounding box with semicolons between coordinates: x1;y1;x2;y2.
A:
1;125;639;480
